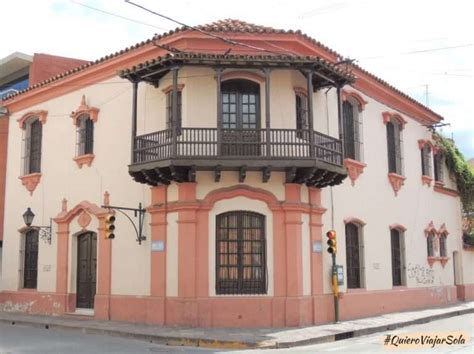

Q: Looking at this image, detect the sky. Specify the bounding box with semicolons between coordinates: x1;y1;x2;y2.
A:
1;0;473;158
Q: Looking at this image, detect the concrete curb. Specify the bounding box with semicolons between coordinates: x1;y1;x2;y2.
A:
0;307;472;349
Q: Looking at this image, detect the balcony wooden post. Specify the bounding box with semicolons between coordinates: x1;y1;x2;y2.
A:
215;68;223;156
337;86;345;161
131;80;138;163
171;67;179;158
306;70;315;157
263;68;271;157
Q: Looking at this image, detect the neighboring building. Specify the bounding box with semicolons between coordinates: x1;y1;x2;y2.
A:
0;52;87;285
0;20;472;327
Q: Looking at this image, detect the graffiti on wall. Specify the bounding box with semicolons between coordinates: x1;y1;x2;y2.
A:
407;263;435;285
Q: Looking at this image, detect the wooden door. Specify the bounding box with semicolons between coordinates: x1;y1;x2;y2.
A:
221;80;260;156
76;232;97;309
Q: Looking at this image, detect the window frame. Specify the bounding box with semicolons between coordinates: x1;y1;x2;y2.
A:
295;90;309;140
76;113;94;156
215;211;267;295
390;228;406;287
434;151;444;183
345;222;365;289
166;90;182;135
386;119;403;175
22;117;43;176
342;99;363;161
21;229;39;289
427;231;436;257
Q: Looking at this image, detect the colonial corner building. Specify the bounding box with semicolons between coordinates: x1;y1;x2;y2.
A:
0;19;472;327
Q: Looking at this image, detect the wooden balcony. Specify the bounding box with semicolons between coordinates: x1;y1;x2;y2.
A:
129;128;347;188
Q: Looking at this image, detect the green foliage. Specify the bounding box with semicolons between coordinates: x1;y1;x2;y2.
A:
434;133;474;214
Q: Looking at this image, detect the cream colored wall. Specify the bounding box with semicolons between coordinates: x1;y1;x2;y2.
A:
2;77;152;295
208;196;274;296
321;87;465;294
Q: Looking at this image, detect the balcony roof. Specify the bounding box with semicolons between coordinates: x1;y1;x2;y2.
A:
119;52;355;89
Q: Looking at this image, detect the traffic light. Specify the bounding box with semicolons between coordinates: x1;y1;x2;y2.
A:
326;230;337;254
105;214;116;239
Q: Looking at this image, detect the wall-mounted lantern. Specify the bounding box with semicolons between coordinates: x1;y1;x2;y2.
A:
22;207;52;244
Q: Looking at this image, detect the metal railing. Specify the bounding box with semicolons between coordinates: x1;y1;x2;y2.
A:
133;128;342;166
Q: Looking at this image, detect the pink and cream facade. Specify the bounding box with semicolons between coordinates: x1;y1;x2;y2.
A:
0;20;472;327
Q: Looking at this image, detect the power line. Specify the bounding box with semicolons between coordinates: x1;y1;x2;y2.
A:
70;0;170;31
360;42;474;60
124;0;295;56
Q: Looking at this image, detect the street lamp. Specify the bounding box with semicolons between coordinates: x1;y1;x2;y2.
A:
22;208;52;245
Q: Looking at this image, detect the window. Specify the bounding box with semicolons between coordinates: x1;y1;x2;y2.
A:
22;229;39;289
439;233;447;257
386;120;403;174
216;211;266;295
22;118;42;175
427;232;435;257
166;90;182;134
345;223;364;289
76;114;94;156
343;100;362;160
434;152;444;183
390;228;405;286
421;144;432;177
295;91;309;139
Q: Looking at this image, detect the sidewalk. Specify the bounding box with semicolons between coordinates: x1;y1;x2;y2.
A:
0;302;472;349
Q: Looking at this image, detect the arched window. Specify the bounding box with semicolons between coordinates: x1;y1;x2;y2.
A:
76;114;94;156
216;211;266;295
22;117;42;175
345;222;365;289
421;144;432;177
439;233;447;258
390;227;406;286
427;231;435;257
21;229;39;289
386;119;403;175
434;152;444;183
343;99;362;160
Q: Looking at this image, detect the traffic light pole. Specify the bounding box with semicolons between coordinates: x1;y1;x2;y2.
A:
102;203;147;245
332;253;339;323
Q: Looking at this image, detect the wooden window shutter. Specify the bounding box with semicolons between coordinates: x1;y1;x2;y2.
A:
28;120;42;174
386;122;397;173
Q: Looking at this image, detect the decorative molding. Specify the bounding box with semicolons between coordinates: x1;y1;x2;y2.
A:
382;112;407;129
417;139;435;150
341;90;368;112
344;158;366;186
421;175;433;187
161;83;185;94
19;173;42;195
17;110;48;129
54;200;110;223
440;257;449;267
424;221;436;237
434;184;459;197
438;223;449;236
389;223;407;232
293;86;308;96
344;217;366;226
387;172;406;196
220;70;265;84
70;95;99;125
73;153;95;168
77;211;92;230
427;256;437;268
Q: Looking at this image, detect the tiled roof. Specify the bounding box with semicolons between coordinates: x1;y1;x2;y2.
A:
0;19;443;120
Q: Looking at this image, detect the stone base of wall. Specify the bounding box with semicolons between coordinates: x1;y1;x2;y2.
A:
456;284;474;301
0;285;461;327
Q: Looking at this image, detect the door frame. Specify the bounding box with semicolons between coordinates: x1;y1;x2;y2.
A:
76;231;97;309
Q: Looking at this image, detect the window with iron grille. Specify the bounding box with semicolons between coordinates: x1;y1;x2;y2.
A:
22;229;39;289
76;114;94;156
439;234;447;257
386;120;403;174
22;118;42;175
391;229;405;286
166;91;182;135
427;232;435;257
345;223;364;289
421;144;432;176
434;153;444;182
216;211;267;295
343;100;362;160
295;92;309;139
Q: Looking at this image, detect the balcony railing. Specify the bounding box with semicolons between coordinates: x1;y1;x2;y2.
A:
132;128;343;167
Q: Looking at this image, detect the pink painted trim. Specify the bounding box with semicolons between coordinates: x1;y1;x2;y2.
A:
387;173;406;196
54;200;110;223
434;184;459;197
77;211;92;230
421;175;433;187
73;154;95;168
427;256;437;268
424;221;436;237
203;185;280;209
440;257;449;267
417;139;435;150
221;70;264;84
17;110;48;128
438;223;449;236
343;158;366;186
293;86;307;96
70;95;99;124
161;84;185;94
389;223;407;232
382;112;407;129
344;217;366;226
19;173;42;195
341;90;367;112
